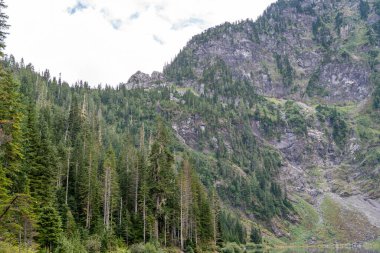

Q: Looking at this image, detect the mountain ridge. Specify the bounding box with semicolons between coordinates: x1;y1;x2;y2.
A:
116;0;380;240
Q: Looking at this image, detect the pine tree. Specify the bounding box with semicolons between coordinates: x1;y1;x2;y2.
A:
36;206;62;252
0;0;9;50
148;119;175;241
137;124;149;243
24;105;54;204
0;2;36;244
0;67;24;192
0;163;11;236
179;158;192;250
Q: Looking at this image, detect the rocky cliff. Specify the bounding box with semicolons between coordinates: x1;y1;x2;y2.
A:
164;0;378;103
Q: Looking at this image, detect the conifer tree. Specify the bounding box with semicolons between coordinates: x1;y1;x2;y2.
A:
0;0;9;50
0;67;24;192
36;206;62;252
148;119;175;241
24;105;54;204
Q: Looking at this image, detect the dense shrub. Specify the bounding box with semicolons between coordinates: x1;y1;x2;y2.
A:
221;243;244;253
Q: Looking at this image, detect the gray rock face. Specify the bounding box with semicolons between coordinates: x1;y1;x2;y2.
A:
124;71;166;90
319;62;371;102
164;0;377;103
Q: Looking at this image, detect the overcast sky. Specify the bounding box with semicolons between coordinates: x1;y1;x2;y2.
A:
5;0;276;86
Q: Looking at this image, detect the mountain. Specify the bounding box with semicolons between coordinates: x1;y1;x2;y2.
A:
163;0;380;243
135;0;380;243
165;0;379;103
1;0;380;252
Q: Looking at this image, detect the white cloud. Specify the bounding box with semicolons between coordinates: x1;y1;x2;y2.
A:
5;0;277;86
153;34;165;45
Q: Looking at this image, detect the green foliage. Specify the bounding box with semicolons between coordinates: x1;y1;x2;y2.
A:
55;234;87;253
274;53;294;87
129;243;145;253
335;12;344;34
163;49;195;82
24;105;55;203
362;148;380;167
372;73;380;109
0;0;9;50
0;7;35;244
312;17;333;48
36;206;63;251
0;66;24;192
220;242;243;253
250;227;262;244
373;85;380;110
129;243;163;253
316;105;348;147
284;101;307;136
219;211;246;244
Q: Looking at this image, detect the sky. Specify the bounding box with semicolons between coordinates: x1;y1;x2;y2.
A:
5;0;277;86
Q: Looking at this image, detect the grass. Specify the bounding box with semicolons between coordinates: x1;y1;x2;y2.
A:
364;238;380;251
265;96;286;106
286;195;379;245
286;197;321;245
305;166;326;190
355;114;380;143
341;22;369;59
174;86;200;97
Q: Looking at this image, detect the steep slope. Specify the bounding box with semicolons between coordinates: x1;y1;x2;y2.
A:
165;0;379;100
160;0;380;244
103;0;380;244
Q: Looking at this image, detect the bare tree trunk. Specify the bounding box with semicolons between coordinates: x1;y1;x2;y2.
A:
119;197;123;227
97;109;102;145
86;153;92;229
64;103;71;144
65;149;71;205
57;163;62;189
154;219;159;242
164;215;167;247
134;159;139;214
154;196;159;241
18;229;21;253
104;166;111;230
104;167;108;228
75;162;78;196
125;154;129;244
180;176;184;250
142;193;146;243
212;190;217;246
194;226;198;249
24;220;27;251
